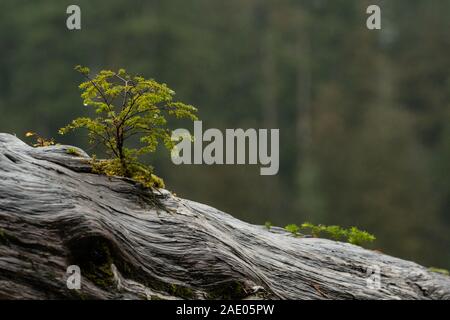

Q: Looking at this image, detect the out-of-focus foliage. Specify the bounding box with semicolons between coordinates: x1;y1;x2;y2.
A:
0;0;449;268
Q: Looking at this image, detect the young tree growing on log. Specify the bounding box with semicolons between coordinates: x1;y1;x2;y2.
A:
60;65;198;188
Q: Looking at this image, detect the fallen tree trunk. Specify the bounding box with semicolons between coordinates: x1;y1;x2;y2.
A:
0;133;449;300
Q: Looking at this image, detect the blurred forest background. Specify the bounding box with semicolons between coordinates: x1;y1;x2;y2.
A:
0;0;449;269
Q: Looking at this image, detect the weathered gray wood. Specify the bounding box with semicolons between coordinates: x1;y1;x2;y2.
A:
0;133;449;300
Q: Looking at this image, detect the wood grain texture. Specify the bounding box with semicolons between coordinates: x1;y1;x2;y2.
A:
0;133;449;300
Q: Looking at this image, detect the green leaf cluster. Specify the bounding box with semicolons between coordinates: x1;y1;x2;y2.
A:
284;224;301;237
264;221;272;230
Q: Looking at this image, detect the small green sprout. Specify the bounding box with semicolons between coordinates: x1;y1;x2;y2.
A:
346;226;376;246
301;222;324;238
323;225;348;241
285;224;300;237
66;147;82;157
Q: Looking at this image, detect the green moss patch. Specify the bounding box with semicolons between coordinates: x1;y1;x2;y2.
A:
66;147;82;157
